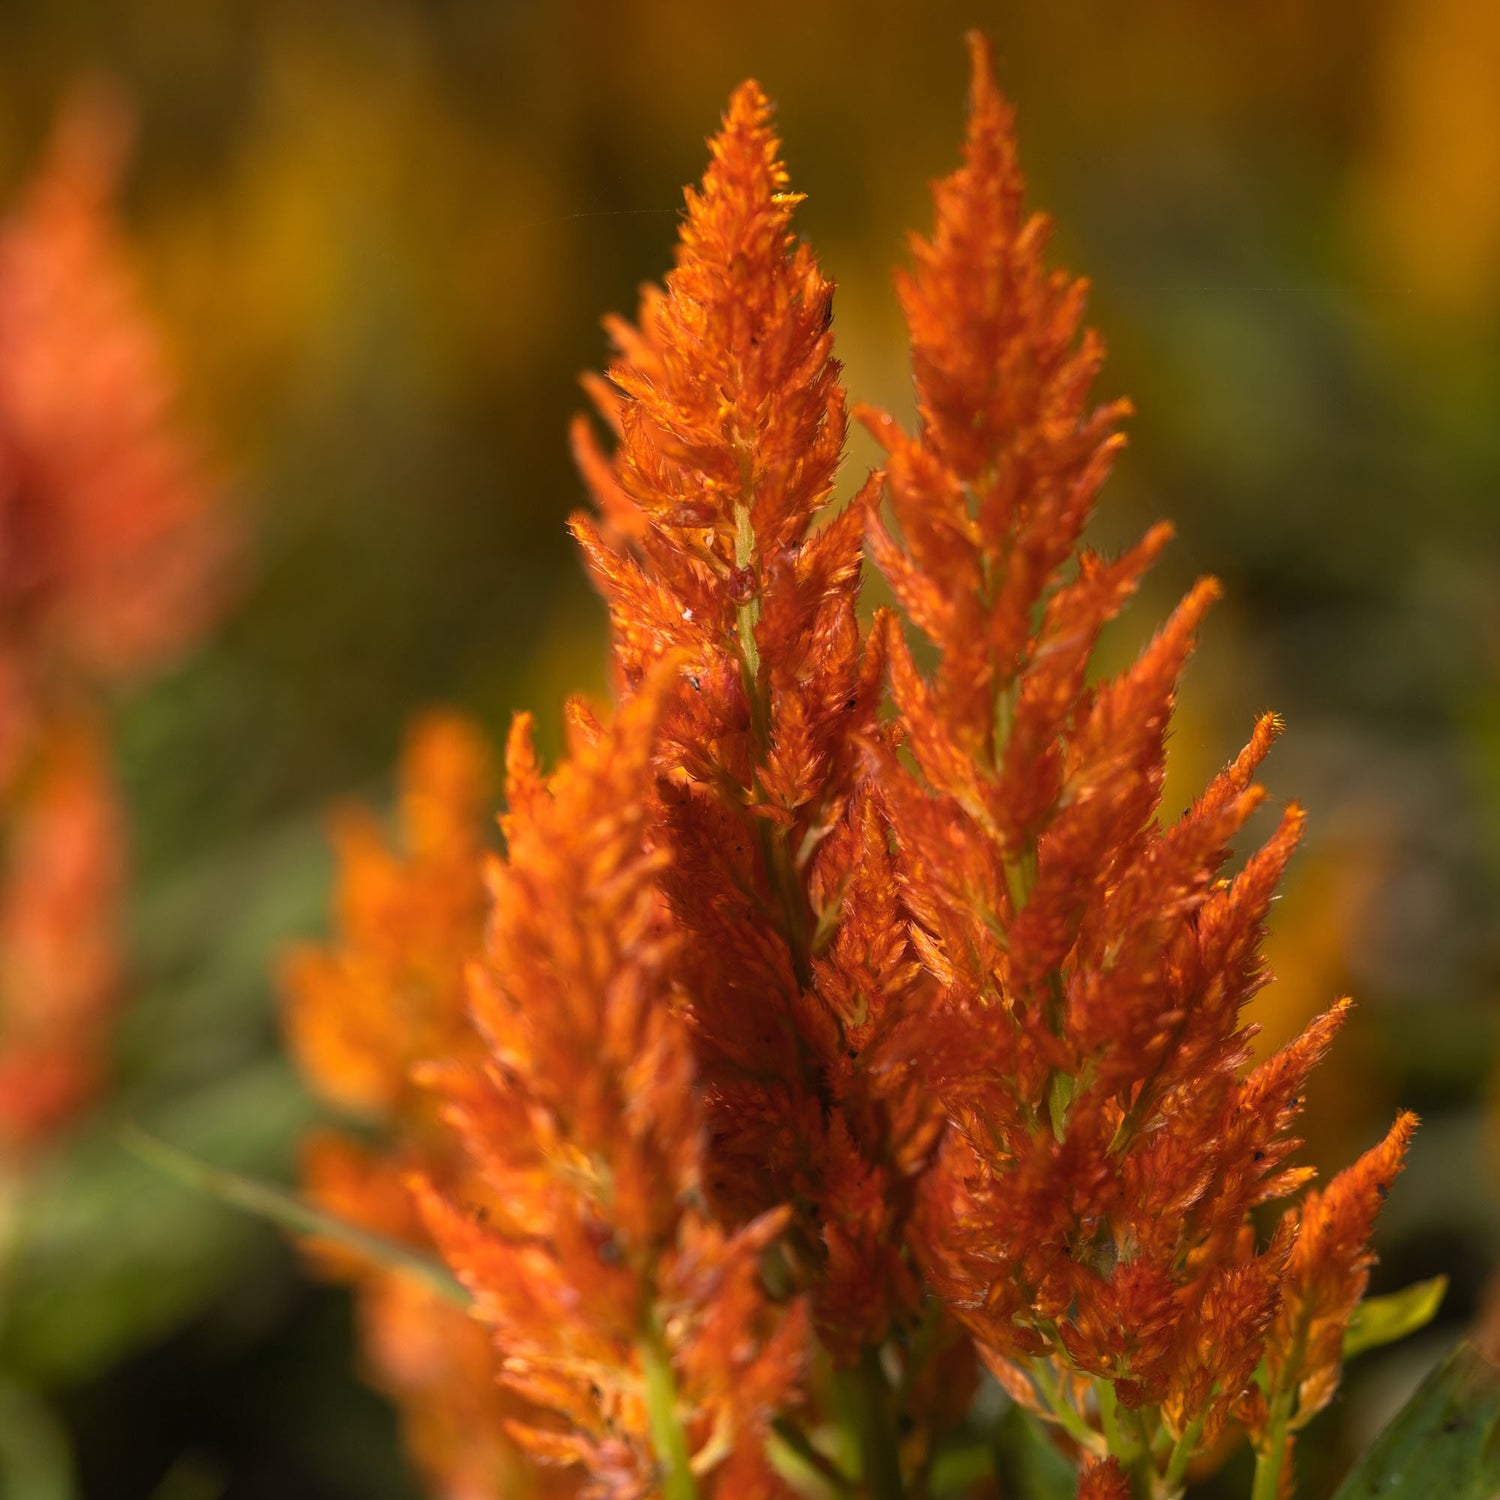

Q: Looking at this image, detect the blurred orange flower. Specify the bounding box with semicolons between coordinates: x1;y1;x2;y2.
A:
0;84;232;1155
283;713;560;1500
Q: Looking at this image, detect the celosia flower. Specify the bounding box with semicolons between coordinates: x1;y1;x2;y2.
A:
295;36;1418;1500
571;73;938;1378
861;33;1414;1495
283;713;551;1500
417;669;807;1496
0;84;232;1154
0;85;231;781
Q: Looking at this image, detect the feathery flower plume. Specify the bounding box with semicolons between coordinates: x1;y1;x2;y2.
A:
0;85;232;1152
282;713;552;1500
288;37;1421;1500
571;82;935;1370
861;33;1413;1494
417;669;807;1497
0;84;231;777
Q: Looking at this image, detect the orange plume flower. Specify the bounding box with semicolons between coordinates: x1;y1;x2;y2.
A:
570;80;933;1369
0;86;232;778
289;36;1422;1500
282;713;553;1500
0;85;232;1154
861;32;1414;1487
417;669;808;1497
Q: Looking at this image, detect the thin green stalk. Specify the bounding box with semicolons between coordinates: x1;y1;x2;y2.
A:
119;1123;470;1307
1097;1379;1143;1467
842;1347;905;1500
771;1417;856;1494
640;1332;698;1500
1252;1306;1310;1500
1250;1411;1291;1500
0;1168;26;1338
1031;1359;1105;1455
1160;1411;1205;1496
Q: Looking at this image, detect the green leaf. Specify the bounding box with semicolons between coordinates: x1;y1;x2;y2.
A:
990;1405;1077;1500
1344;1276;1448;1361
119;1122;470;1308
1331;1340;1500;1500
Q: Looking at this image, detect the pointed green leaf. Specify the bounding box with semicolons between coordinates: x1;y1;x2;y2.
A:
989;1405;1077;1500
118;1123;470;1308
1343;1276;1448;1360
1331;1340;1500;1500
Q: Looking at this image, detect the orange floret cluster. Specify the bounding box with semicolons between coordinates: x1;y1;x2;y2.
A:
289;36;1415;1500
0;89;229;1151
282;714;552;1500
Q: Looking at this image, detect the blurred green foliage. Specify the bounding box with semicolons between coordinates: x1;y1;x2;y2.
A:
1;2;1497;1496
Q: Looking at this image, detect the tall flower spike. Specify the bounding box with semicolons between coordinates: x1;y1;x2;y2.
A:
0;86;232;1154
866;32;1414;1491
282;714;554;1500
0;84;233;782
571;79;930;1373
418;666;807;1498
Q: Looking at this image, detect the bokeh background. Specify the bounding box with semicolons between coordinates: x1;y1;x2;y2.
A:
1;2;1498;1496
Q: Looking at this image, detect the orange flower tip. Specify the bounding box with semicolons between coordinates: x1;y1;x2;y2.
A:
1391;1109;1420;1147
47;76;136;199
724;78;773;123
1329;995;1355;1019
1193;574;1226;609
1162;575;1222;641
600;312;636;347
504;711;538;777
849;468;886;512
853;403;901;452
962;30;1002;111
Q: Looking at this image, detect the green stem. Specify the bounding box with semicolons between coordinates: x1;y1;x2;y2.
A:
641;1331;698;1500
1031;1359;1104;1455
1097;1380;1138;1465
771;1417;856;1494
1160;1412;1205;1496
1250;1412;1291;1500
844;1348;904;1500
0;1168;26;1340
